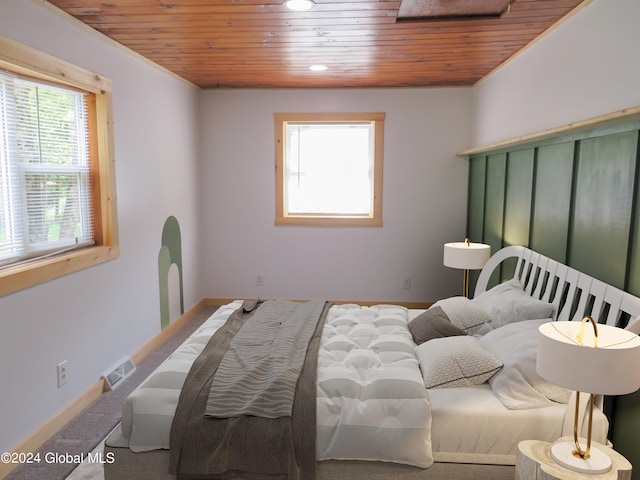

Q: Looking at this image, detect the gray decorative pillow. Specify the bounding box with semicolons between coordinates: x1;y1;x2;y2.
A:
408;306;466;345
434;296;493;334
479;318;572;409
416;336;503;389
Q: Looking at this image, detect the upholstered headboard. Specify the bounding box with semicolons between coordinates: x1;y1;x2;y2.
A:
475;246;640;334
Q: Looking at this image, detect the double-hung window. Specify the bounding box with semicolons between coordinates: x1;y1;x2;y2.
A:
0;71;93;265
275;112;384;226
0;35;118;297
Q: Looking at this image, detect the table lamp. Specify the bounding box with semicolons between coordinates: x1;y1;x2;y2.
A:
443;238;490;297
537;317;640;474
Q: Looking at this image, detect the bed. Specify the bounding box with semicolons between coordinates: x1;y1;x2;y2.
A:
103;245;640;480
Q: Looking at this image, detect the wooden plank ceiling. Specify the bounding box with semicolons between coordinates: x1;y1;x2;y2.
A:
47;0;586;89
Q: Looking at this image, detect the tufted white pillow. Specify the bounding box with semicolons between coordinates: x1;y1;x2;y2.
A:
416;336;502;389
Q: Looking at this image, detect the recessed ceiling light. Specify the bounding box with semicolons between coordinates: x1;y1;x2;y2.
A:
309;64;327;71
285;0;314;11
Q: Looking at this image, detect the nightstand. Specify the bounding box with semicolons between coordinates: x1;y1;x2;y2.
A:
515;437;632;480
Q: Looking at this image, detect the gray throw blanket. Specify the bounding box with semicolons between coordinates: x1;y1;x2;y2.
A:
206;300;326;419
169;299;331;480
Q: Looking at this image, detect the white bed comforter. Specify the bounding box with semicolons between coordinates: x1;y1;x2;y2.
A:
121;301;433;468
316;304;432;466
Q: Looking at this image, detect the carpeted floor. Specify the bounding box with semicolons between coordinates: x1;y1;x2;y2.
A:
5;305;219;480
64;440;106;480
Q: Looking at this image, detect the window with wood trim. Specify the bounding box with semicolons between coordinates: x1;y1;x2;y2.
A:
275;112;384;226
0;35;118;297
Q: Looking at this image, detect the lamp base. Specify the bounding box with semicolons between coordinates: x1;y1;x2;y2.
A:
550;441;612;475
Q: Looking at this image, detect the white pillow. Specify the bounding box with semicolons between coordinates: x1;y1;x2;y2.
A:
416;336;502;389
432;296;493;334
472;279;554;336
479;319;572;409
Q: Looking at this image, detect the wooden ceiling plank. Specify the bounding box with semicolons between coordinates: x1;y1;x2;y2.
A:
121;30;546;47
45;0;586;88
102;23;553;40
59;2;402;16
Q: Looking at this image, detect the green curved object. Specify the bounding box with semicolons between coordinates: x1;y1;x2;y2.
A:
158;216;184;329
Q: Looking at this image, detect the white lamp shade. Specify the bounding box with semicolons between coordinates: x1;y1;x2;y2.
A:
537;321;640;395
443;242;491;270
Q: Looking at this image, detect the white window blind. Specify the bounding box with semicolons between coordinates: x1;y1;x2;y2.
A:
0;69;93;267
284;122;374;216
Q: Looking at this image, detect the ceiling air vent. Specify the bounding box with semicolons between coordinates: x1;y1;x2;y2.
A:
397;0;515;22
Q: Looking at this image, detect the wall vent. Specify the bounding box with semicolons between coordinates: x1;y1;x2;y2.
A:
102;357;136;390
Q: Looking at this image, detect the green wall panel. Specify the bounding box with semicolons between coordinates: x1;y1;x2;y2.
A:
467;156;487;292
466;123;640;474
627;133;640;296
530;142;575;263
483;153;506;286
467;156;487;243
568;131;638;289
484;153;506;250
504;148;534;248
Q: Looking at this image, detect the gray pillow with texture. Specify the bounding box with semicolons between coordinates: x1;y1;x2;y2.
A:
408;306;466;345
416;336;503;389
434;296;493;334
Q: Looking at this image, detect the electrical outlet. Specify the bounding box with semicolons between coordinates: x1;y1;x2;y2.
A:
402;276;411;289
256;274;264;287
57;360;68;387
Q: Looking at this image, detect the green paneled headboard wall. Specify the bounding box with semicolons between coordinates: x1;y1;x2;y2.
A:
465;117;640;476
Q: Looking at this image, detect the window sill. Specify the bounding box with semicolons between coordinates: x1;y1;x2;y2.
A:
275;216;382;226
0;245;120;297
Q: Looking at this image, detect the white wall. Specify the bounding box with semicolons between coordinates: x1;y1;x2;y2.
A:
198;88;472;303
0;1;201;453
471;0;640;147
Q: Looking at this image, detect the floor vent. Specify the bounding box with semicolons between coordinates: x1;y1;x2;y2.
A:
102;357;136;390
